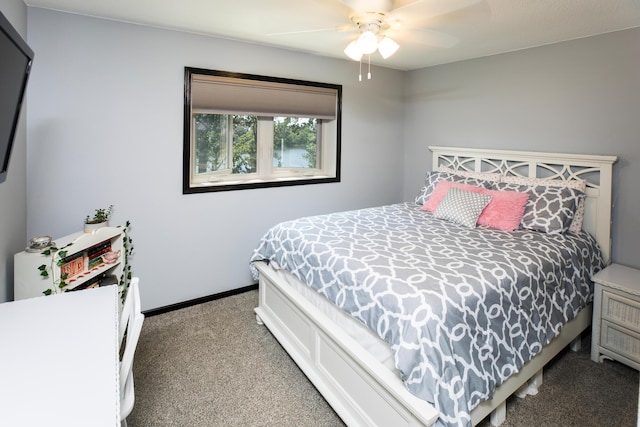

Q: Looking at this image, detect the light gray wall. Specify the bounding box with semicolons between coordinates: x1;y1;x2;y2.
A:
0;0;28;302
404;28;640;269
26;8;406;310
25;8;639;309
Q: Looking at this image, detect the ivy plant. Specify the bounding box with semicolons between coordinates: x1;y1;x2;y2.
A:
38;244;72;296
118;220;135;302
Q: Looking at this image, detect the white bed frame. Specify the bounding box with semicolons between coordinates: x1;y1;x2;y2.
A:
254;147;617;427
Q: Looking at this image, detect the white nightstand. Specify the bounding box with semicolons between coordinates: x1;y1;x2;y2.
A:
591;263;640;370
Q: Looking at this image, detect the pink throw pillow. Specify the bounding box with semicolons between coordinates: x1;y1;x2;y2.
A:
422;181;529;231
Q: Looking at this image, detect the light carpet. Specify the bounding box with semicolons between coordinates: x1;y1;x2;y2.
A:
128;290;638;427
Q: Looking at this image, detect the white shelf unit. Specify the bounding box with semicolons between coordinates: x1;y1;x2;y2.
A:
14;227;125;300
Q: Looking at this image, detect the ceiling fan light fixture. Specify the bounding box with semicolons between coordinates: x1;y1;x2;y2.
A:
344;40;363;61
357;30;378;55
377;36;399;59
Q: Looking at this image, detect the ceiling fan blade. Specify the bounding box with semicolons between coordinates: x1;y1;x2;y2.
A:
391;0;481;18
339;0;393;12
390;0;425;12
268;25;354;37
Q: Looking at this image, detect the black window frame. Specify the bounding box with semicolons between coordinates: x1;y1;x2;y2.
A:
183;67;342;194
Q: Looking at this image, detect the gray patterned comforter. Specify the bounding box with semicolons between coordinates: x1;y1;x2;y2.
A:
250;202;604;427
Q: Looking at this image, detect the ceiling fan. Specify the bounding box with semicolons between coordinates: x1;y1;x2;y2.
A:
344;0;482;79
269;0;481;80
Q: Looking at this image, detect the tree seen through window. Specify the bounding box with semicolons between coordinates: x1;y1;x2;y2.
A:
194;114;257;174
273;117;318;169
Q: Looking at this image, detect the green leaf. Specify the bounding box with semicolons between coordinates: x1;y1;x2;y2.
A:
43;289;52;296
38;264;47;271
61;273;68;280
58;250;67;258
40;271;49;278
59;281;67;288
42;249;51;256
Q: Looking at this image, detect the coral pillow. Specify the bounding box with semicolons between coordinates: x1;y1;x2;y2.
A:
423;181;529;231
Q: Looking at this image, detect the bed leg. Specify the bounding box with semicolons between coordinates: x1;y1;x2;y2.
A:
569;335;582;352
529;369;543;393
515;369;543;398
489;401;506;426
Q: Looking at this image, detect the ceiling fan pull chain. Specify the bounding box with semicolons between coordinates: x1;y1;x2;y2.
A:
359;58;362;81
368;54;372;79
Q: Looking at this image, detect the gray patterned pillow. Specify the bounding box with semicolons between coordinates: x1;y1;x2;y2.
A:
414;172;494;205
433;187;492;228
495;182;584;234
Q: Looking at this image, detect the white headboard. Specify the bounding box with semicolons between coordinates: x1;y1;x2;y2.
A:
429;146;618;263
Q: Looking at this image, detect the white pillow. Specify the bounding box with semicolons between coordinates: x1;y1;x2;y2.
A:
437;166;502;183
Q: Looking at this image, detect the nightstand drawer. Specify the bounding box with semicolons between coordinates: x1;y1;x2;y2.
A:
602;289;640;332
601;320;640;364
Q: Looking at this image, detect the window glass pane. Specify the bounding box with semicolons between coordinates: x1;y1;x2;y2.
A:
194;114;257;175
273;117;318;169
231;115;257;174
194;113;229;173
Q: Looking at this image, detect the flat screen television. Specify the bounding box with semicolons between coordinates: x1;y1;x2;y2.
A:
0;10;34;184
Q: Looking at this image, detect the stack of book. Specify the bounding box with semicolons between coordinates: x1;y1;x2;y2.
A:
59;239;112;281
59;251;85;280
72;274;103;291
86;240;112;270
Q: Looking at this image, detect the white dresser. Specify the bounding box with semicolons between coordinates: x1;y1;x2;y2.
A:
591;263;640;371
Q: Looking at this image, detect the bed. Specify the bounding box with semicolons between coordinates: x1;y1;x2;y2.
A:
250;146;617;427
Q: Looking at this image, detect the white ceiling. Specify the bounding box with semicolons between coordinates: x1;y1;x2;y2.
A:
24;0;640;70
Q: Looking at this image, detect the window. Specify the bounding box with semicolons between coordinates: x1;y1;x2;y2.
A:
183;68;342;193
